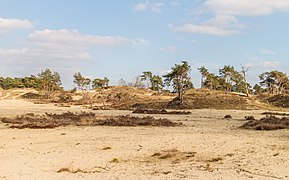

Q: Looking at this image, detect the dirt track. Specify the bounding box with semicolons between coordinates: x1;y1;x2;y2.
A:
0;99;289;179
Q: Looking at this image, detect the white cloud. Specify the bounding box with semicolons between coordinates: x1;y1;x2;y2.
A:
258;48;277;55
206;14;244;29
0;29;147;88
203;0;289;16
134;2;148;11
160;45;177;53
133;1;164;13
172;15;244;36
0;29;145;65
173;24;235;36
29;29;142;47
170;1;180;6
245;61;281;68
151;3;164;13
0;47;91;65
0;17;33;33
175;0;289;36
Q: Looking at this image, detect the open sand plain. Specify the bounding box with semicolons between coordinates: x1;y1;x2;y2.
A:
0;99;289;180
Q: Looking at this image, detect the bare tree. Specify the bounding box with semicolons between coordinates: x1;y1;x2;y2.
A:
241;66;250;96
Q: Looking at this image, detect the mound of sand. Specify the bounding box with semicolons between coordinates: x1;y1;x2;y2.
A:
5;87;280;110
180;89;253;109
135;89;255;110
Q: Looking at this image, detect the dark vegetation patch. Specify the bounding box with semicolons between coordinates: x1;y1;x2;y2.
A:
45;111;95;121
1;112;180;129
266;94;289;108
261;112;289;116
132;109;191;115
207;157;224;162
95;115;180;127
21;91;73;104
224;115;232;119
241;116;289;130
21;92;43;99
245;116;255;120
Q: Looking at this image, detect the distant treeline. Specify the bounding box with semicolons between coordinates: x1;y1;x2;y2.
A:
0;69;62;98
1;62;289;99
0;76;41;90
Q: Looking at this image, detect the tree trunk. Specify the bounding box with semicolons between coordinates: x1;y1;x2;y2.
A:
178;90;182;102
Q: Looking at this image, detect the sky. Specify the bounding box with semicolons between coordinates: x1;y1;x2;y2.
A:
1;0;289;89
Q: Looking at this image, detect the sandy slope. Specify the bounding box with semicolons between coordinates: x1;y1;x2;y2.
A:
0;99;289;180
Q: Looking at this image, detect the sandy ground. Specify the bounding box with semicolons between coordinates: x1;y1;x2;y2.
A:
0;99;289;180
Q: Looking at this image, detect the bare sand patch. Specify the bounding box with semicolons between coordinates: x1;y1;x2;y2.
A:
0;99;289;179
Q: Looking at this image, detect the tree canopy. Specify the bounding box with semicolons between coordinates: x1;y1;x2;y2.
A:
92;77;109;89
259;70;289;94
163;61;193;101
37;69;62;98
141;71;164;91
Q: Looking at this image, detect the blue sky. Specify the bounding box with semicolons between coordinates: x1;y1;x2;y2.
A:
0;0;289;89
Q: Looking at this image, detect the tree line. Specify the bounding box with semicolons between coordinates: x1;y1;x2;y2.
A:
0;69;62;98
197;65;289;96
1;61;289;100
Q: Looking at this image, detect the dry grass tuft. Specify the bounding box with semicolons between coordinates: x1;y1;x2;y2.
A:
57;167;101;174
150;149;196;161
199;163;214;172
110;158;120;163
57;163;108;174
208;157;223;162
102;147;112;150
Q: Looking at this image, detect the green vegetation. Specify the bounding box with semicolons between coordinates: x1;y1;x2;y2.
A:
163;61;193;102
0;76;41;90
198;65;251;95
38;69;62;98
73;72;91;99
92;77;109;89
0;68;62;98
141;71;164;91
259;70;289;94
